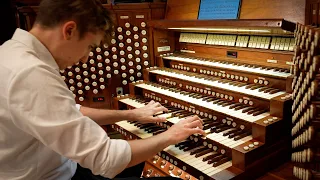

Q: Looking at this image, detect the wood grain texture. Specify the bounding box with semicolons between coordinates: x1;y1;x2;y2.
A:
165;0;200;20
165;0;306;24
240;0;306;24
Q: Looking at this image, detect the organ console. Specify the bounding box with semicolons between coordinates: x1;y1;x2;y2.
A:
110;19;301;179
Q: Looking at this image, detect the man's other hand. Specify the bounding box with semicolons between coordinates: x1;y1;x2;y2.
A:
132;100;168;123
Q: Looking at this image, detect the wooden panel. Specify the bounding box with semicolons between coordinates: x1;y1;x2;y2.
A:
165;0;200;20
178;43;294;69
257;162;297;180
165;0;306;23
240;0;306;24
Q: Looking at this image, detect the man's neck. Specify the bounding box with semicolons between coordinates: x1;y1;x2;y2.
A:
29;25;64;69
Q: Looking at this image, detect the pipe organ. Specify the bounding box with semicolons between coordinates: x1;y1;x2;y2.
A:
13;1;319;179
112;19;298;179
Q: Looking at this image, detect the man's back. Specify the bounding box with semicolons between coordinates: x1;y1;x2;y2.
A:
0;29;77;180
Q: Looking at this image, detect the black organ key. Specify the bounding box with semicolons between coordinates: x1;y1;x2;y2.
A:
190;146;207;155
213;156;230;167
203;152;219;162
223;128;238;136
234;131;251;141
229;130;246;138
208;154;224;164
195;148;212;158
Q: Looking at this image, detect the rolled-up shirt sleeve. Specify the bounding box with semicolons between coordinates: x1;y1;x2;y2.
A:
7;64;131;178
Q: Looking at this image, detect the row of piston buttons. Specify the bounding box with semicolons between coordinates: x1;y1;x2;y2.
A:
144;91;237;125
253;78;269;85
100;43;149;53
159;78;177;86
143;92;245;128
96;47;149;56
90;47;148;59
199;69;250;82
118;21;147;30
62;70;141;79
93;51;149;59
71;85;105;95
238;98;254;105
70;81;105;91
194;67;249;81
170;101;242;129
243;141;260;151
185;84;234;101
153;156;191;179
61;63;143;74
103;57;148;64
110;37;148;45
172;64;194;72
144;92;226;121
116;32;148;40
263;117;279;124
93;41;148;53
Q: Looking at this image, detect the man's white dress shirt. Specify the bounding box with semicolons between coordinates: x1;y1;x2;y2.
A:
0;29;131;180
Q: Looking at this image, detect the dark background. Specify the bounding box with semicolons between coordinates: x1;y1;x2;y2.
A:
0;0;17;45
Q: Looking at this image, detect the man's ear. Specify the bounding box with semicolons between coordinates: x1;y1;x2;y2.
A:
62;21;77;40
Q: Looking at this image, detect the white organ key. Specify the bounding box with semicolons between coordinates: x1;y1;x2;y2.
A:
135;83;269;122
116;121;153;139
119;98;145;108
163;56;290;78
163;145;231;176
150;69;285;100
117;98;252;157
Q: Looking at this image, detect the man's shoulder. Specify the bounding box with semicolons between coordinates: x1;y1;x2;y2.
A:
0;39;55;77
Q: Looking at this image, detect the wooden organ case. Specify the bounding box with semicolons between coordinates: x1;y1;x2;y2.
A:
112;19;298;179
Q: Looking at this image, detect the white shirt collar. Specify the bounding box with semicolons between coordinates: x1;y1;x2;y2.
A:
11;28;60;71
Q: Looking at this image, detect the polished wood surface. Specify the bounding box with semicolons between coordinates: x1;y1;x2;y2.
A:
239;0;306;24
164;0;306;25
148;19;296;33
165;0;200;20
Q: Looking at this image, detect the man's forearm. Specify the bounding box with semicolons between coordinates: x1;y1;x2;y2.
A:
127;132;172;167
80;106;137;125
